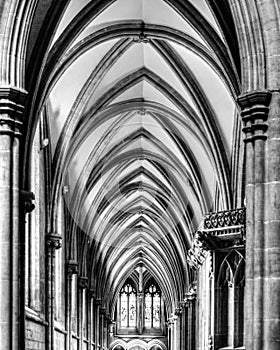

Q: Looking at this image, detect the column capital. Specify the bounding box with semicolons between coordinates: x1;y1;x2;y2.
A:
237;90;272;142
0;87;28;136
46;233;62;251
77;276;88;290
66;260;78;275
20;190;35;214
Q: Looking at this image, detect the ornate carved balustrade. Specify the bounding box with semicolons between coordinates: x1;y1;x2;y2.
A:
187;208;246;268
199;207;246;250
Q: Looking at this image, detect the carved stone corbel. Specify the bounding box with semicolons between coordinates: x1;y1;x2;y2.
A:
66;260;78;276
46;233;62;252
78;276;88;290
20;190;35;214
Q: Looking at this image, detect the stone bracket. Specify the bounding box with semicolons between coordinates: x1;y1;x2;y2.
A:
78;276;88;289
46;233;62;251
66;260;78;275
20;190;35;214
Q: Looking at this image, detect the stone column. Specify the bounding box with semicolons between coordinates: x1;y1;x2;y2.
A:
78;276;88;350
167;319;172;350
175;308;182;349
20;189;35;347
66;261;78;350
45;233;62;350
137;292;144;334
104;313;111;349
167;317;174;350
100;306;106;349
208;269;214;350
108;319;115;347
168;314;178;350
0;87;26;350
264;91;280;348
88;290;95;350
237;91;272;349
92;298;98;350
184;287;197;350
180;303;187;350
94;299;101;349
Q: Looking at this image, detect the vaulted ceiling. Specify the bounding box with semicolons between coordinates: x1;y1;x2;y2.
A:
27;0;241;314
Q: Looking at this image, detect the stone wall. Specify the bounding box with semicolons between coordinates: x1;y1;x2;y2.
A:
25;320;46;350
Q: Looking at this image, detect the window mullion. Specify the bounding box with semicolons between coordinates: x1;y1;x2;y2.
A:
151;293;154;328
127;292;129;328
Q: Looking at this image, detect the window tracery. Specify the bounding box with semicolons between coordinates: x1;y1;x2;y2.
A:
117;278;164;335
144;284;161;329
120;283;137;328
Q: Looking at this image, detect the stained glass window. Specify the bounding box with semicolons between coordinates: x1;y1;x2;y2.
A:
153;293;161;328
129;292;136;327
120;291;128;327
144;283;161;329
120;283;137;328
118;279;163;333
144;293;152;327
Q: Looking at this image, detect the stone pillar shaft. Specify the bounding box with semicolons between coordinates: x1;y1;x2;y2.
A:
65;261;78;350
45;234;62;350
182;288;196;350
237;91;278;350
0;88;26;350
88;291;95;350
94;299;101;349
264;91;280;349
99;306;106;348
137;292;144;334
78;276;88;350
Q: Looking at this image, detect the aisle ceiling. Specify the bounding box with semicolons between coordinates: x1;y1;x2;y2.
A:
29;0;240;312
